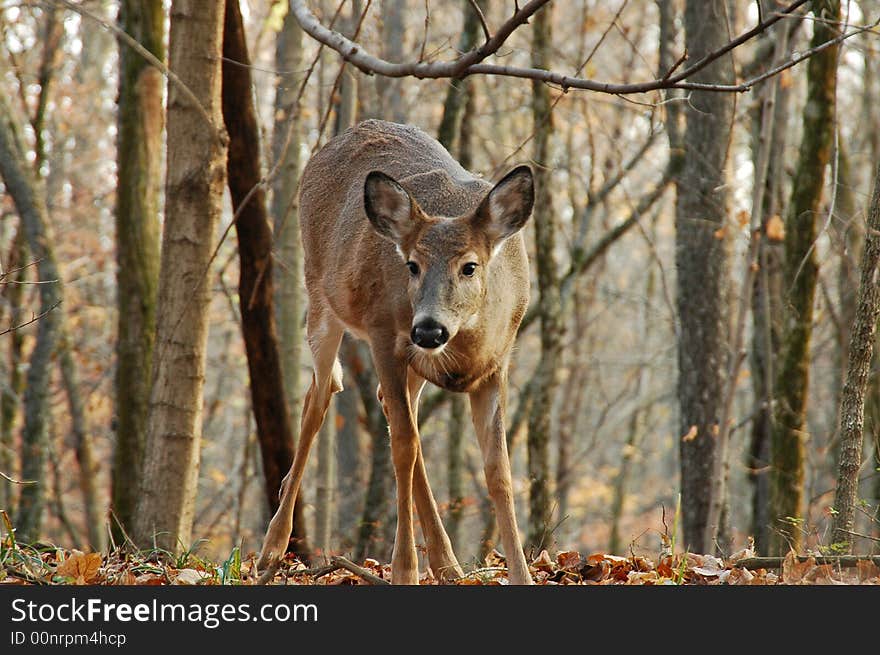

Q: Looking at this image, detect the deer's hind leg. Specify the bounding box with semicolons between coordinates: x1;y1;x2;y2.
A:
257;306;344;572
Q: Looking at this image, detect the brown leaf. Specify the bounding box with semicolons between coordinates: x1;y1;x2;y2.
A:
681;425;698;442
116;570;138;586
556;550;581;571
581;559;610;582
856;559;880;582
135;574;165;585
174;568;210;585
727;544;755;564
57;551;102;585
484;549;506;568
725;567;755;585
713;225;727;240
804;564;843;585
781;552;815;585
530;549;554;571
765;214;785;242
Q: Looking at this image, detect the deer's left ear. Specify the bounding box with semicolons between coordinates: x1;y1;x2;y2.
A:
472;165;535;248
364;171;421;246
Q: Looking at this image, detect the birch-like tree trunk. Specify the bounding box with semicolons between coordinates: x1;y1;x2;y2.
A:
134;0;227;552
111;0;163;545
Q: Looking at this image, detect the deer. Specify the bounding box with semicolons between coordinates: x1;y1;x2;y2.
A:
257;119;535;585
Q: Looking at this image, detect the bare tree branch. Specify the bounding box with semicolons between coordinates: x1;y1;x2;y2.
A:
291;0;552;79
0;300;61;337
288;0;843;94
466;0;491;43
0;470;36;485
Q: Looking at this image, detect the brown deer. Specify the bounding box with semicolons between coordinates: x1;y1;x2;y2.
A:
257;119;535;585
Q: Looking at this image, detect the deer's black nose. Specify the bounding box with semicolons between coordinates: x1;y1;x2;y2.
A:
411;318;449;349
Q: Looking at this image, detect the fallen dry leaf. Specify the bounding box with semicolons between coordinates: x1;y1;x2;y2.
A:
174;568;210;585
782;552;815;585
856;560;880;582
484;549;506;568
530;549;553;571
556;550;581;571
56;551;102;585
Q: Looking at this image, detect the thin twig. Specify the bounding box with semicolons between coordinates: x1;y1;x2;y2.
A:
419;0;429;62
735;555;880;568
290;0;821;94
0;257;42;282
330;555;391;585
0;299;61;336
466;0;491;43
44;0;218;134
0;470;36;484
311;0;373;156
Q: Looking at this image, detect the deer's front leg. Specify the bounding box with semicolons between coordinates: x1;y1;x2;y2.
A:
372;346;420;584
469;368;533;585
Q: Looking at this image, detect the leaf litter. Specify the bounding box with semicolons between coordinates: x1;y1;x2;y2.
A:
2;535;878;586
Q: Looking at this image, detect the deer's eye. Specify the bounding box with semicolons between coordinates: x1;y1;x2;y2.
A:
406;261;420;277
461;262;478;277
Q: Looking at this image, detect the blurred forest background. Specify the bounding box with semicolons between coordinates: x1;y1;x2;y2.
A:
1;0;879;574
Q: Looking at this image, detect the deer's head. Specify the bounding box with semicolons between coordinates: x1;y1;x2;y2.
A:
364;166;534;354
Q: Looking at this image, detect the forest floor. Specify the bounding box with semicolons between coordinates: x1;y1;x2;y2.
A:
2;538;879;586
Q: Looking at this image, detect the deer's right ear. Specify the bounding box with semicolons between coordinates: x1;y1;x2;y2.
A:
364;171;417;246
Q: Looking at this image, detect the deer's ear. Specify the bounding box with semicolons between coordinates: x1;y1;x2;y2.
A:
364;171;419;246
473;165;534;249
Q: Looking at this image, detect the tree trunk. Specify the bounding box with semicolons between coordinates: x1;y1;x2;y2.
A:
59;339;103;550
770;0;840;555
446;395;465;552
526;4;561;552
221;0;312;560
271;0;309;549
314;401;335;557
829;158;880;554
829;142;861;473
351;339;393;562
747;22;792;555
111;0;163;546
0;94;64;544
334;365;362;547
376;0;406;123
436;0;486;157
609;240;656;554
0;230;26;513
674;0;735;553
134;0;227;552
